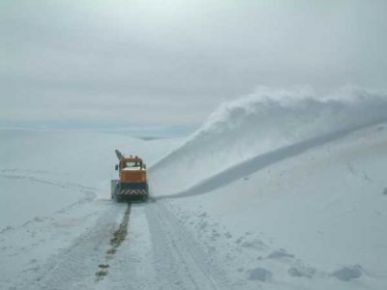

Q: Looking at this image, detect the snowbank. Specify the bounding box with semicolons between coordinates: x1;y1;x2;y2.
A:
150;87;387;196
166;122;387;290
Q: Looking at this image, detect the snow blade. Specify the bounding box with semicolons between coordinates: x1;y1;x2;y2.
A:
111;180;149;202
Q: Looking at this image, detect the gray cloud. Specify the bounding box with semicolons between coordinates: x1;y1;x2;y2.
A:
1;0;387;130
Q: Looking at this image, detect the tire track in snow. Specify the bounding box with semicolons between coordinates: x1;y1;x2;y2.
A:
95;203;131;281
145;201;231;290
17;204;127;290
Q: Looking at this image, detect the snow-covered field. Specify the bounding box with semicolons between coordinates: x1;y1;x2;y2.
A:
0;130;183;289
1;89;387;289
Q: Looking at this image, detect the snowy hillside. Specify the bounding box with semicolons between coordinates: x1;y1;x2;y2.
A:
147;88;387;289
163;123;387;290
150;87;387;196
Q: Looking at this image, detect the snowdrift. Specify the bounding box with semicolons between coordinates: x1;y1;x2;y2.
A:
167;122;387;290
150;87;387;196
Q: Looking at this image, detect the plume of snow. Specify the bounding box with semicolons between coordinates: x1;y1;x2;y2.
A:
150;86;387;196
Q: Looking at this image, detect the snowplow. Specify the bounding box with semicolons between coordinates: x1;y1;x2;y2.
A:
111;150;149;202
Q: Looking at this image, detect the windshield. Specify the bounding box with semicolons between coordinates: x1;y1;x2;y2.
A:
125;161;141;168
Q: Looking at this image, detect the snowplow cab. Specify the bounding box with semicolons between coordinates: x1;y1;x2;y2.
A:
111;150;149;202
119;157;147;183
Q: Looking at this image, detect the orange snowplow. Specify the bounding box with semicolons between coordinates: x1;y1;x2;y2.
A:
111;150;149;202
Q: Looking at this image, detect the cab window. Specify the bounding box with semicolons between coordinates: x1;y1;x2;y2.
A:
125;161;137;167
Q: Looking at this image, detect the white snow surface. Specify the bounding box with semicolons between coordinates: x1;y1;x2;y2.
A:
163;123;387;290
1;89;387;289
150;87;387;196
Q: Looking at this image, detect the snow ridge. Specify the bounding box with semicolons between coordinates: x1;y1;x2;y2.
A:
150;87;387;196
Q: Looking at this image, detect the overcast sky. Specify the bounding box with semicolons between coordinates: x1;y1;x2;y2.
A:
1;0;387;131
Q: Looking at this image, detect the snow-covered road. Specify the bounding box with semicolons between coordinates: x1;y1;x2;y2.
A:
97;201;232;290
1;91;387;289
0;179;231;290
0;130;190;290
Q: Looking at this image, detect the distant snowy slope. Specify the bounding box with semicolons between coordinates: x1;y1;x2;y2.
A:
150;87;387;196
0;130;182;189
